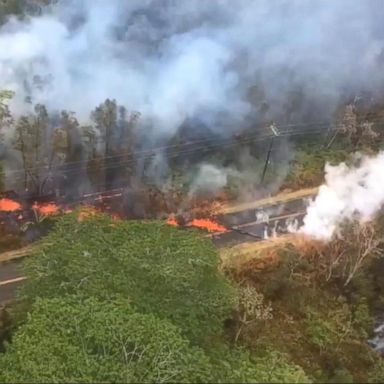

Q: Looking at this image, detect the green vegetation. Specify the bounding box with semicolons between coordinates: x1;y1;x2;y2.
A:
1;197;384;382
0;296;308;383
0;0;56;23
226;218;384;383
18;213;235;342
284;105;384;191
284;139;350;189
1;70;384;383
0;213;310;383
0;296;213;383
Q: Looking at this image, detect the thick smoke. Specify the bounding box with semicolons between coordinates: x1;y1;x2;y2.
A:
300;152;384;240
0;0;384;138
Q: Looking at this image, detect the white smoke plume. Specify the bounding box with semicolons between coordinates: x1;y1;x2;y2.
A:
188;163;233;197
300;152;384;240
0;0;384;139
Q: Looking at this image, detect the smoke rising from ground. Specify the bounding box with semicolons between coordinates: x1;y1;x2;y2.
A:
0;0;384;139
189;164;231;197
300;152;384;240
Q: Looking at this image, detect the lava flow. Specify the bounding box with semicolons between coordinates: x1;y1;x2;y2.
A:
167;217;178;226
32;202;60;215
167;216;227;233
189;218;227;232
0;198;22;212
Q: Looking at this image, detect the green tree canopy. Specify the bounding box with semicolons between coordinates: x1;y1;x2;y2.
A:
19;213;236;342
0;296;213;383
1;296;309;383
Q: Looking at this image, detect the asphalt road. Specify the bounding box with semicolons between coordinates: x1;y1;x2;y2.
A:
211;211;305;247
0;262;24;304
218;197;309;227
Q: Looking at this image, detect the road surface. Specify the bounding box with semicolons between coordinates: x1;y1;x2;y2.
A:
0;262;25;304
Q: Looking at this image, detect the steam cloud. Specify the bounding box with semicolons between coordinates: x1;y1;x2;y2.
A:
300;152;384;240
0;0;384;139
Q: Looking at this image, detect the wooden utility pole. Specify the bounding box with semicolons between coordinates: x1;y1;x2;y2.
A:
261;123;279;183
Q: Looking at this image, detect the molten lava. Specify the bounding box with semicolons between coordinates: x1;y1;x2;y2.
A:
32;202;60;215
77;206;99;222
167;216;178;226
166;215;227;233
0;198;22;212
189;218;228;232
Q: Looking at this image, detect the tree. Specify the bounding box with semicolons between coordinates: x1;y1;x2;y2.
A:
0;0;58;24
116;106;140;187
0;90;13;191
82;124;104;191
341;104;357;139
19;213;236;342
0;90;13;132
311;221;382;286
56;111;84;196
0;0;25;23
360;121;379;149
234;285;273;343
91;99;118;190
0;296;213;383
13;104;53;194
207;345;310;383
1;296;310;383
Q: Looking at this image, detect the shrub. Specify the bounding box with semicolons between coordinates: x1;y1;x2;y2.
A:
352;299;374;338
284;142;349;189
369;359;384;383
232;349;311;383
304;313;337;351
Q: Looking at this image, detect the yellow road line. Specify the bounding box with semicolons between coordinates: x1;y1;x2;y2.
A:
219;186;318;215
0;245;36;264
0;276;27;286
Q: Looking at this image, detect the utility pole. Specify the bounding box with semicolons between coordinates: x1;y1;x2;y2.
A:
261;123;279;183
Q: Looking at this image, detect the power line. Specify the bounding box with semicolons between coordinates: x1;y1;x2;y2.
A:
5;126;326;183
3;116;382;181
3;119;343;176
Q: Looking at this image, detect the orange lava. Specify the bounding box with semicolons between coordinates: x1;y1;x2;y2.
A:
32;202;60;215
167;216;178;226
166;215;227;233
0;198;22;212
189;218;228;233
77;206;98;222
